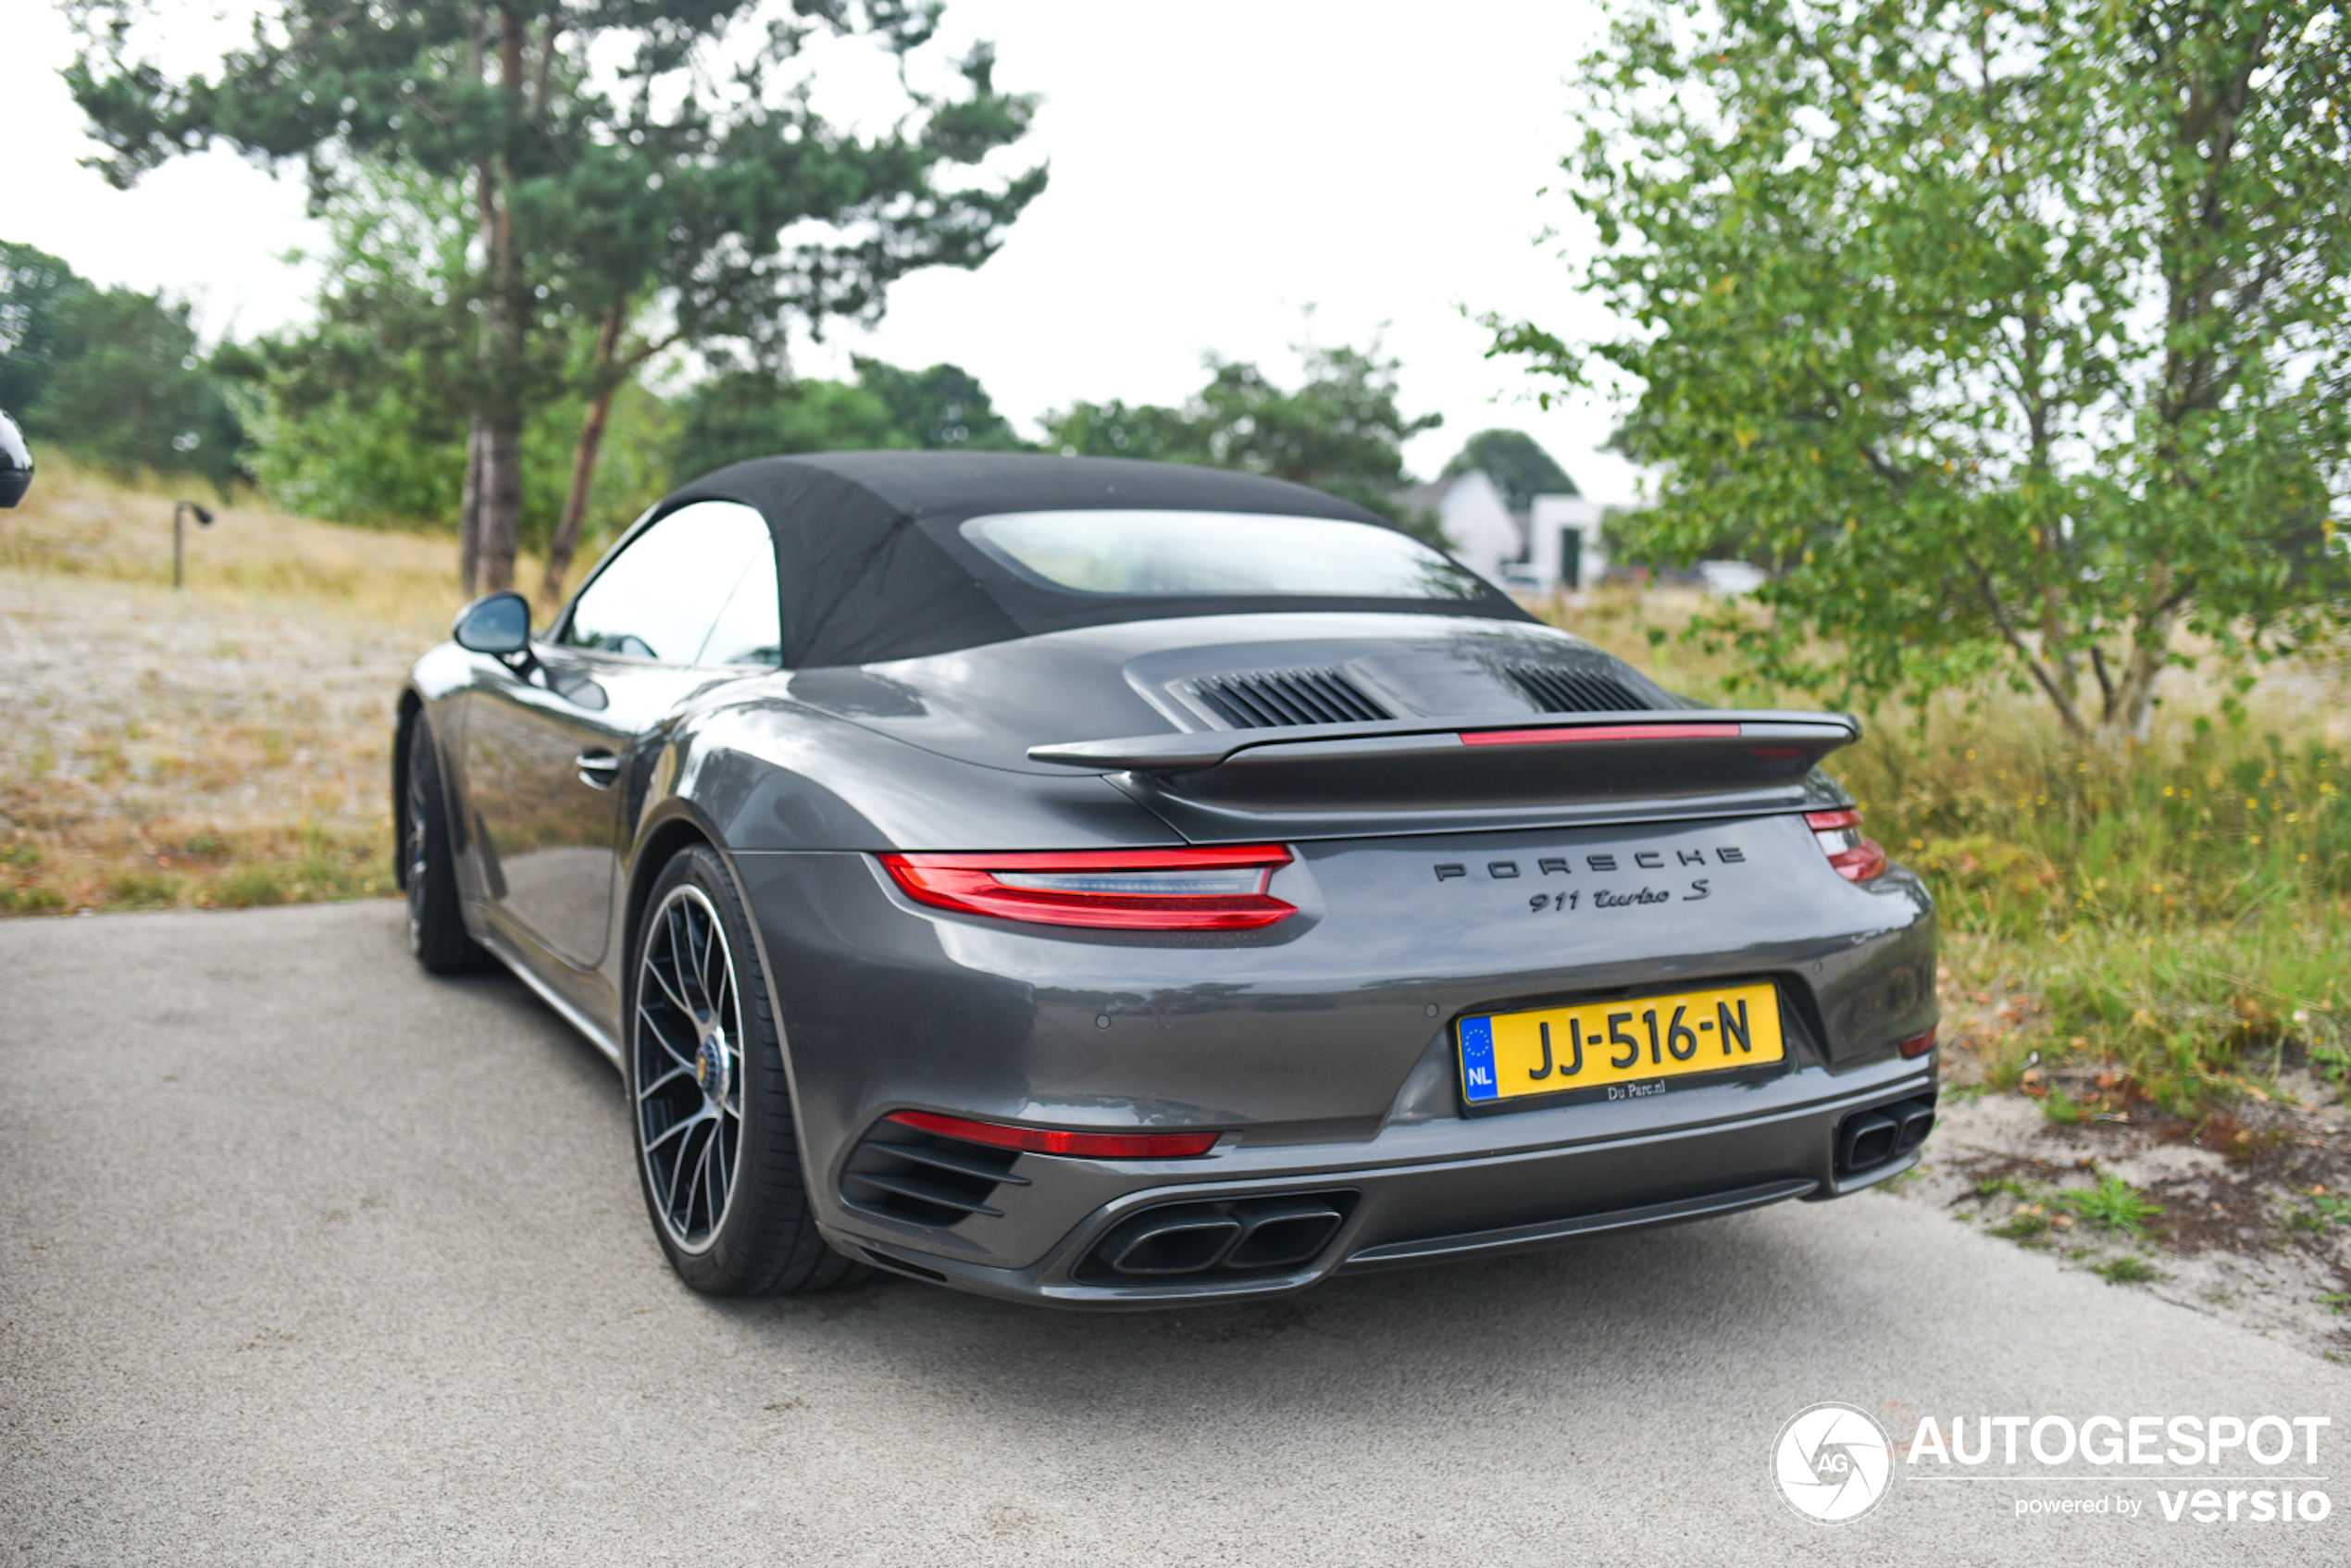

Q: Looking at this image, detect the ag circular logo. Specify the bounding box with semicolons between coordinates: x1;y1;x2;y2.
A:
1772;1402;1895;1524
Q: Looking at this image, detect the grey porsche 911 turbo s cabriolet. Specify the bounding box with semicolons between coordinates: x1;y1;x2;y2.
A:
395;451;1938;1307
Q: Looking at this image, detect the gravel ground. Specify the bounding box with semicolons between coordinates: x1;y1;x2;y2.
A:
0;571;424;911
1888;1086;2351;1362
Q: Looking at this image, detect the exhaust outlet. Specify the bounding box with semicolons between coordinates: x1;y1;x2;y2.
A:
1837;1111;1899;1173
1096;1205;1242;1275
1225;1197;1346;1270
1078;1189;1360;1282
1894;1101;1935;1154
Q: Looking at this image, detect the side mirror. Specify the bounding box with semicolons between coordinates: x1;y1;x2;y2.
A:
0;410;31;508
453;591;532;655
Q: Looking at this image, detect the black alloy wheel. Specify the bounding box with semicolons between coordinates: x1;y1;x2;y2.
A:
629;844;865;1296
402;714;493;975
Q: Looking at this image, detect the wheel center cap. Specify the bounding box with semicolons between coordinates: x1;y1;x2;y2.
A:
694;1032;730;1101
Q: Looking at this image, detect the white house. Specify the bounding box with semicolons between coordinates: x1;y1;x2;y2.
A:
1393;471;1605;594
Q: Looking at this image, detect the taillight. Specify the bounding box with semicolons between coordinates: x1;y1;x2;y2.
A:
877;845;1297;930
1804;808;1888;882
1897;1027;1937;1059
887;1109;1221;1159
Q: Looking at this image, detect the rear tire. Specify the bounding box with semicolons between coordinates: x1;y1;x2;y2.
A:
629;844;866;1297
402;713;494;976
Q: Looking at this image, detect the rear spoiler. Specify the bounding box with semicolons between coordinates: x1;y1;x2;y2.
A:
1026;711;1860;810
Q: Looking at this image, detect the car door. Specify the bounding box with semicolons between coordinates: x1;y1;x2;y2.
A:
463;500;779;968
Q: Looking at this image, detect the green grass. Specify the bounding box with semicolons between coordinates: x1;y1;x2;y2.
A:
2094;1256;2163;1286
1841;714;2348;1112
1563;588;2347;1116
2283;1193;2351;1233
2055;1175;2165;1238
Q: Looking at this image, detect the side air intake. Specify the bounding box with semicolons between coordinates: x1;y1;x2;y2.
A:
840;1118;1029;1227
1506;664;1653;715
1192;668;1389;728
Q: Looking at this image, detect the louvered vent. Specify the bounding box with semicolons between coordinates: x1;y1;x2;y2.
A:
1192;667;1389;728
840;1119;1029;1228
1507;664;1652;715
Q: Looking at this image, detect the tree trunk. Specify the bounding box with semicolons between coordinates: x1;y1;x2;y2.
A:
2107;604;2182;744
479;419;523;592
464;9;530;600
458;416;485;595
541;295;628;604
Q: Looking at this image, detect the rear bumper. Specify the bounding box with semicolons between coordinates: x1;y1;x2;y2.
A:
733;820;1938;1307
819;1053;1937;1308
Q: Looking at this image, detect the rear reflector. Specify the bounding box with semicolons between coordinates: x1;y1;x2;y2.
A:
887;1109;1221;1159
1803;807;1889;882
878;845;1296;929
1461;722;1744;746
1898;1027;1938;1059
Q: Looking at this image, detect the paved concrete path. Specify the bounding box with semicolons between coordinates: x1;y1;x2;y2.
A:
3;902;2344;1565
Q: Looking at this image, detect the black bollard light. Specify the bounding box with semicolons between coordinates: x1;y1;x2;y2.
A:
172;501;216;589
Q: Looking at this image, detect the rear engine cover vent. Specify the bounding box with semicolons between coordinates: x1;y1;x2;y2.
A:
1192;667;1389;728
1507;664;1652;715
840;1118;1029;1228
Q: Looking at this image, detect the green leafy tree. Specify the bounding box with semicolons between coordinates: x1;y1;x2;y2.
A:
1442;429;1578;510
1488;0;2351;738
852;356;1026;450
68;1;1044;597
0;242;95;418
1047;343;1445;542
241;166;666;560
11;282;247;492
665;355;1026;478
668;371;911;478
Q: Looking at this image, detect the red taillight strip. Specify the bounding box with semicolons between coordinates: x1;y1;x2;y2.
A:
877;845;1297;930
1897;1027;1937;1059
1460;722;1745;746
888;1109;1221;1159
1805;807;1888;882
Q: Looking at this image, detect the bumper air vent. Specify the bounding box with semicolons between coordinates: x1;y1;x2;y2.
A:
1076;1191;1357;1283
1506;664;1653;715
1192;667;1388;728
840;1117;1030;1228
1835;1093;1936;1177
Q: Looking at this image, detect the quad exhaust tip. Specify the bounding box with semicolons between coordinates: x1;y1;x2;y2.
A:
1836;1094;1936;1176
1088;1193;1354;1281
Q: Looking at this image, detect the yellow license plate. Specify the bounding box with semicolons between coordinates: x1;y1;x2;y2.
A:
1458;981;1785;1106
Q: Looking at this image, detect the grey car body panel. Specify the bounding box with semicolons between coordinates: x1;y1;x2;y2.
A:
725;818;1935;1282
402;518;1936;1307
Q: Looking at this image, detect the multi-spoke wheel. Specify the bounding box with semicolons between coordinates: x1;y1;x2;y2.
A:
400;712;492;975
635;883;745;1251
628;844;866;1296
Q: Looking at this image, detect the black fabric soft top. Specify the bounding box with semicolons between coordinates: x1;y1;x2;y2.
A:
656;451;1533;668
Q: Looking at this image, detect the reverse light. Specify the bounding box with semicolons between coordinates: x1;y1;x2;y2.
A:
888;1109;1221;1159
878;845;1296;930
1804;808;1889;883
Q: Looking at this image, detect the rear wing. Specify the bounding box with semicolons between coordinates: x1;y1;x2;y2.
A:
1026;711;1860;811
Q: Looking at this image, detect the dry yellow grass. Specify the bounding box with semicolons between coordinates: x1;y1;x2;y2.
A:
0;459;540;915
0;453;491;631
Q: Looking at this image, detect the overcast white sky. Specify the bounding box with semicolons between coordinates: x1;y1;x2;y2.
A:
5;0;1645;502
